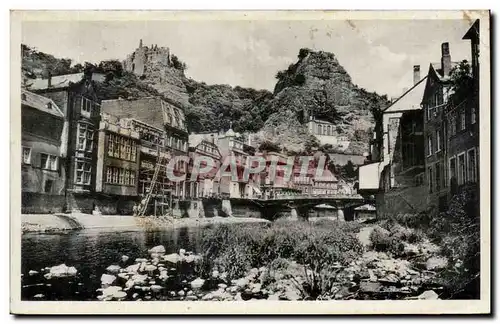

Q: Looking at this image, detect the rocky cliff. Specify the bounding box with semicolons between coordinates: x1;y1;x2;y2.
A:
21;45;388;154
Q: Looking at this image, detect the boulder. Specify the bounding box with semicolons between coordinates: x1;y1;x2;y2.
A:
100;274;117;287
218;283;228;290
416;290;440;300
179;248;186;255
47;264;78;278
359;281;382;293
99;286;127;300
151;285;163;293
126;263;141;273
378;273;399;285
149;245;166;254
426;256;448;271
131;274;148;285
190;278;205;290
235;277;249;289
145;264;157;273
125;279;135;289
121;255;129;263
163;253;181;264
106;265;121;274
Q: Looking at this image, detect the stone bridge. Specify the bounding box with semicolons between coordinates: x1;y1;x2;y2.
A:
245;193;374;221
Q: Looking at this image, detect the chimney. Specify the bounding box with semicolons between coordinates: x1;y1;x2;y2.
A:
139;39;143;48
47;72;52;88
413;65;420;85
441;42;451;76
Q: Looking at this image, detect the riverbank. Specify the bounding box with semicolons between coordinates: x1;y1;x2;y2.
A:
21;213;270;234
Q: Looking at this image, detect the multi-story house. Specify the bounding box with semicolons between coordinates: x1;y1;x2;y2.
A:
358;66;428;218
26;72;102;213
186;133;222;198
422;42;461;211
101;97;188;215
446;20;479;197
21;89;67;213
306;114;350;150
94;113;141;214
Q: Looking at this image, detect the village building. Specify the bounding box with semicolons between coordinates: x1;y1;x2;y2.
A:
422;42;460;211
186;133;222;199
100;97;188;215
21;89;67;213
25;72;103;213
446;20;480;199
358;66;428;218
306;114;350;150
94;113;141;214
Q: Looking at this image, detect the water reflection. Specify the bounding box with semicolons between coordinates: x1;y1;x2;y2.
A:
21;225;208;300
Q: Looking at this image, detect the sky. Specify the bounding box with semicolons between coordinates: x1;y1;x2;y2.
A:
21;18;473;98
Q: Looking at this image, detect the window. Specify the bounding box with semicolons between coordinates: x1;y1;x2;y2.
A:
39;153;57;170
120;137;127;160
468;148;477;183
427;135;433;156
113;167;119;183
81;97;93;115
435;162;441;191
460;109;466;131
449;115;457;136
317;125;322;135
108;134;114;156
41;153;48;169
22;147;31;164
436;130;441;152
77;123;94;152
458;153;466;185
428;166;433;193
449;157;457;187
131;142;137;161
44;180;53;193
125;170;130;185
106;167;113;183
75;160;92;185
327;125;331;136
119;168;124;184
471;107;477;124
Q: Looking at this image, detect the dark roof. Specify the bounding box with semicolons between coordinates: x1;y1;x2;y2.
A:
25;73;85;90
100;97;187;132
21;89;64;118
463;19;480;40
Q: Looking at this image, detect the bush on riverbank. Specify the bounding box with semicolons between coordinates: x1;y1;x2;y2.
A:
198;220;364;295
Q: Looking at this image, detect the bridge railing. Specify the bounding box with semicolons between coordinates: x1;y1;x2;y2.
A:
255;192;362;200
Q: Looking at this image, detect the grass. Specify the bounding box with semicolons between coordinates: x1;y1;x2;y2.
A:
197;219;364;298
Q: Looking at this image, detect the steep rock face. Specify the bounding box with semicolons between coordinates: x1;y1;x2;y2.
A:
266;49;389;154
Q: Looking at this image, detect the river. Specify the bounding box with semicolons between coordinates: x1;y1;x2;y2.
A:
21;226;209;301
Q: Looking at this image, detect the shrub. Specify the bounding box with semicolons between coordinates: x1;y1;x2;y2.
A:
369;226;391;252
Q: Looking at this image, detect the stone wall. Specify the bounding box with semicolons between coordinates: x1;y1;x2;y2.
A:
376;185;428;219
21;192;65;214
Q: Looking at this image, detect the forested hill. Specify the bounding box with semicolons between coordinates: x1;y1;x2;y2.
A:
21;44;389;154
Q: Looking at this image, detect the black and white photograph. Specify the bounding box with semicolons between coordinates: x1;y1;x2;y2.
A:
10;10;490;315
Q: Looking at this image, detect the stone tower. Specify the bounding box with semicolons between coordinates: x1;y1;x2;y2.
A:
123;39;172;76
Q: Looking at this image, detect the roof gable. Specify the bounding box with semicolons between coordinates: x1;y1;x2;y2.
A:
21;89;64;118
384;75;427;113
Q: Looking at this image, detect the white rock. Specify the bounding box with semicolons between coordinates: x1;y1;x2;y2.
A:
101;274;117;287
126;263;141;273
151;285;163;293
185;295;198;301
235;277;249;288
417;290;440;300
218;283;228;290
190;278;205;290
135;258;148;263
28;270;39;276
149;245;166;254
48;264;78;278
163;253;181;264
131;274;148;285
125;279;135;289
159;270;169;280
121;255;129;263
179;248;186;255
139;262;146;273
178;290;185;297
118;273;130;280
212;270;220;278
145;264;157;272
33;294;44;298
202;293;214;301
426;256;448;271
106;265;121;274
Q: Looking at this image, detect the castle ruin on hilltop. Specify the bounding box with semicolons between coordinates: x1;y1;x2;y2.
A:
123;39;171;76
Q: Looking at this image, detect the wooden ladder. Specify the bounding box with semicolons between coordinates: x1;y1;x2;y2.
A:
137;151;164;217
